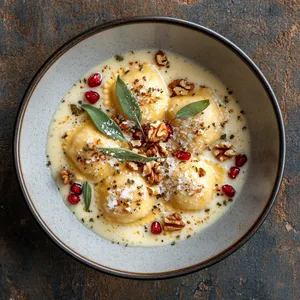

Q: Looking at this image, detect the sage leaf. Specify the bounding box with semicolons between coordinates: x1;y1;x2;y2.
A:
175;100;210;119
82;181;92;211
82;104;127;143
115;75;143;132
98;148;159;162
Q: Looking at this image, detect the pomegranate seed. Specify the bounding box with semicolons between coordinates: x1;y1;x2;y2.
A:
165;122;173;139
85;91;100;104
175;150;191;161
70;182;82;195
222;184;236;198
67;193;80;205
87;73;102;87
228;167;240;179
151;221;162;234
235;154;247;167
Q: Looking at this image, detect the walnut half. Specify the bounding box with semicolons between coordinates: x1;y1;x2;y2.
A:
145;121;169;143
212;141;236;161
168;79;195;97
164;213;186;231
60;168;73;185
142;162;163;184
155;50;169;67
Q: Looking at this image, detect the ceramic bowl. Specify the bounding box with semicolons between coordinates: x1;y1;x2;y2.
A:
14;17;285;279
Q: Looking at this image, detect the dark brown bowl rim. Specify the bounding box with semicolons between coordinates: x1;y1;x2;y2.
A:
14;16;286;280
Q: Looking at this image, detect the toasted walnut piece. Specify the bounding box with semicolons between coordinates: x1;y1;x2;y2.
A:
198;167;206;177
112;114;131;132
60;168;73;185
131;147;147;156
147;187;154;196
147;186;161;196
168;79;181;90
119;122;129;131
142;162;154;176
213;141;237;162
173;86;189;96
131;139;142;148
145;142;168;157
179;79;195;91
164;213;186;231
146;121;169;143
146;145;159;157
148;171;162;185
155;50;169;67
168;79;195;97
156;143;168;156
142;162;163;184
112;114;125;125
126;162;139;171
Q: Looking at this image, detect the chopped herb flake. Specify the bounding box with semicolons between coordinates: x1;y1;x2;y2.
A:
115;55;124;61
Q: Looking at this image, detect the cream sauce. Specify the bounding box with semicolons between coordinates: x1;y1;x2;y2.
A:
47;50;250;246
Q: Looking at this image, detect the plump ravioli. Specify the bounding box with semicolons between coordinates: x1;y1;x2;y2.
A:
111;63;169;122
97;172;155;224
160;159;223;211
63;120;126;183
167;87;227;153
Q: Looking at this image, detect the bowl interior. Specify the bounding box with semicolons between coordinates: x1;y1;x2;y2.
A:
16;20;283;278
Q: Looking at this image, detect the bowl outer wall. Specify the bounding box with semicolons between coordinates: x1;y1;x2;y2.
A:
14;17;285;279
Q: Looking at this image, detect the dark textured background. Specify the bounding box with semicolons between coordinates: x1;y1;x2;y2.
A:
0;0;299;299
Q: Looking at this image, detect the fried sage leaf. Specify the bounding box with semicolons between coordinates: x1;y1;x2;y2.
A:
115;75;143;132
98;148;159;162
175;100;210;119
82;181;92;211
82;104;127;143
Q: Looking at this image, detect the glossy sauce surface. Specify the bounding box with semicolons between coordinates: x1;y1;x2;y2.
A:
47;50;250;246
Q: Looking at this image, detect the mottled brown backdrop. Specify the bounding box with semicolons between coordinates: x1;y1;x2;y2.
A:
0;0;299;299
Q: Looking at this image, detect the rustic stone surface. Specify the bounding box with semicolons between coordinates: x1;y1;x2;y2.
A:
0;0;299;299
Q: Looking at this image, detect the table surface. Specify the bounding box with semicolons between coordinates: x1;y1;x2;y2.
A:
1;1;299;299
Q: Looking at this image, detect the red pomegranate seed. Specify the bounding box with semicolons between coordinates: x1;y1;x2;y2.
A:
228;167;240;179
85;91;100;104
70;182;82;195
222;184;236;198
175;151;191;161
151;221;162;234
87;73;102;87
235;154;247;167
67;193;80;205
165;122;173;139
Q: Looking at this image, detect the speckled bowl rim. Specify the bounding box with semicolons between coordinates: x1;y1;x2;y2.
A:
14;16;286;279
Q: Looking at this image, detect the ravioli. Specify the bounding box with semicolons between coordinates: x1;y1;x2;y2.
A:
160;159;223;211
63;120;126;183
111;63;169;122
97;172;155;224
167;87;227;153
